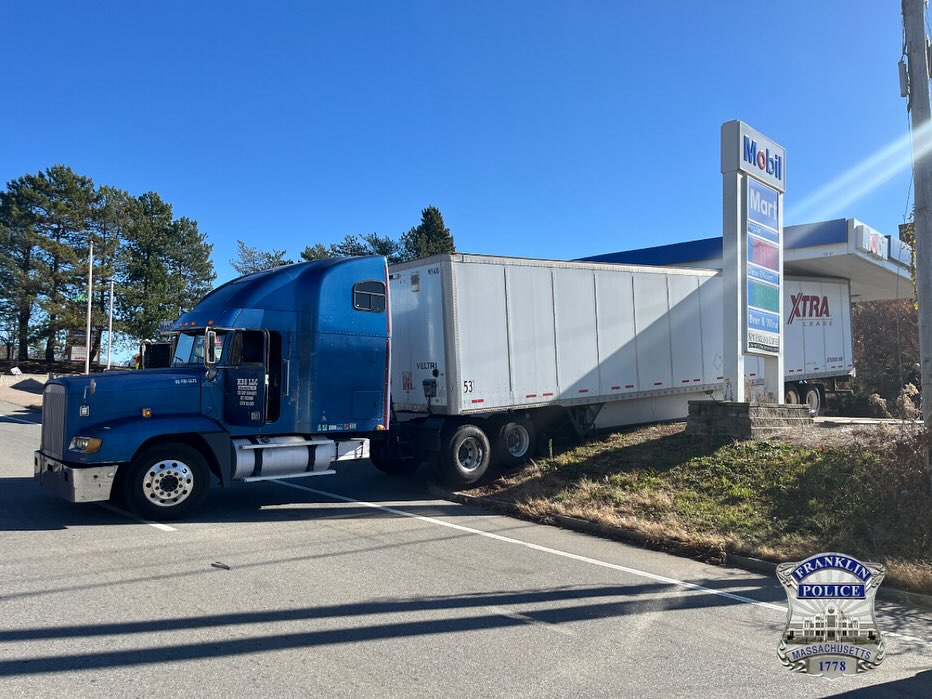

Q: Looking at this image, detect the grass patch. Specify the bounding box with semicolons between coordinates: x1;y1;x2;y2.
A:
477;423;932;594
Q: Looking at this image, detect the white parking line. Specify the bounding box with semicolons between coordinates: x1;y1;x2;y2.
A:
272;480;932;649
272;480;784;611
100;503;177;532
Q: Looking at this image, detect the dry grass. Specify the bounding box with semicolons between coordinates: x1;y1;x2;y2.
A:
476;422;932;594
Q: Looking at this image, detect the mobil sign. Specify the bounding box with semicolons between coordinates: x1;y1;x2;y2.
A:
722;121;786;193
722;119;786;358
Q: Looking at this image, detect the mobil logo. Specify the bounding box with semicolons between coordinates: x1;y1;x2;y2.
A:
744;135;783;183
788;293;830;324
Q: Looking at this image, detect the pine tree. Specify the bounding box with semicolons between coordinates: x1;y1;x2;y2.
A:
0;183;40;360
400;206;455;261
299;243;333;262
6;166;96;360
231;240;293;275
88;185;133;361
119;193;216;340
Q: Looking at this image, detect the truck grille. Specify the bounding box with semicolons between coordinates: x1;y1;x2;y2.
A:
41;384;66;460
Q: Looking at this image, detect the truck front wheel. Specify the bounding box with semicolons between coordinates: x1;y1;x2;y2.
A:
438;424;491;487
121;443;211;520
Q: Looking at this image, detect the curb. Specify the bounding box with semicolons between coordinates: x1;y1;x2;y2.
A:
428;484;932;610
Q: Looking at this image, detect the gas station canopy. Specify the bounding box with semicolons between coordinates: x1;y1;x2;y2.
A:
581;218;913;303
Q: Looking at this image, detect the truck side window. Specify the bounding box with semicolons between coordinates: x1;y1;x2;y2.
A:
241;331;264;364
353;280;386;312
228;331;265;365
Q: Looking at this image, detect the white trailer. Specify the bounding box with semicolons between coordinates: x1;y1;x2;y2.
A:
744;277;854;414
374;253;854;485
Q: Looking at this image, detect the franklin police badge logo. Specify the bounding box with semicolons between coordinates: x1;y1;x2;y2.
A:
777;553;885;679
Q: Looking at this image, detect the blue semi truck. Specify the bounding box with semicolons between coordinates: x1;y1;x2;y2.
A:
35;251;862;520
34;256;393;519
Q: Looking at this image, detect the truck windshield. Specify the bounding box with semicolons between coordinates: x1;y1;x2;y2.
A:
172;332;227;367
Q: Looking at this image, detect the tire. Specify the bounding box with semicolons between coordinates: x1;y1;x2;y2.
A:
493;415;536;468
437;424;491;487
784;385;801;405
121;443;211;520
369;438;419;475
805;386;823;416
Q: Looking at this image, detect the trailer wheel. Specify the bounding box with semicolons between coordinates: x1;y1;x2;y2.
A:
493;415;536;468
438;424;491;487
784;385;801;405
805;386;823;416
122;443;211;520
370;439;419;475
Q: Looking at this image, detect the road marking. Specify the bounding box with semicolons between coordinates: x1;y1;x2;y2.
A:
272;480;785;612
0;414;41;425
100;503;177;532
273;481;932;648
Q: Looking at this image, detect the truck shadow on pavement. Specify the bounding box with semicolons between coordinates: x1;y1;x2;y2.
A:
833;669;932;696
0;581;783;678
0;405;42;424
1;468;519;532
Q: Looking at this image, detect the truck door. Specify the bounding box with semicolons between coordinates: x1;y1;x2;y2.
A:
223;330;268;426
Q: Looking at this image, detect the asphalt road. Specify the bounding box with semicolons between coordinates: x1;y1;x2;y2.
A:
1;400;931;698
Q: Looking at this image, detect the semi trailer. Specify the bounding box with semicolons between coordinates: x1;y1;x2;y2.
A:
372;254;853;481
34;253;854;519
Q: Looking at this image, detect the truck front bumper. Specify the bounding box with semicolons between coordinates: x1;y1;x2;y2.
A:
34;451;118;503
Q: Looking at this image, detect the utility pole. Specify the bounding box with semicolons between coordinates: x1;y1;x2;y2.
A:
106;278;114;370
903;0;932;429
84;241;93;375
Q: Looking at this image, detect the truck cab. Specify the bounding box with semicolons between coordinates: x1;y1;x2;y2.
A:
34;256;390;519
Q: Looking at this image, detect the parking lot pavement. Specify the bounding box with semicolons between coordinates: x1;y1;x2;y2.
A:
2;401;931;698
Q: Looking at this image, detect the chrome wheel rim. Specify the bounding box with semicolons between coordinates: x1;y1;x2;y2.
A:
457;437;485;473
504;425;530;457
143;459;194;507
806;390;820;415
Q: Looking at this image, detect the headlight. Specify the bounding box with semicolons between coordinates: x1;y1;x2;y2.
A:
69;437;103;453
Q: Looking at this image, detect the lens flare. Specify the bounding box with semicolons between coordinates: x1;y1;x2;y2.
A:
787;120;932;223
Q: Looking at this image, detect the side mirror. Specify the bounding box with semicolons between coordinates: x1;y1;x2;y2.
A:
205;330;217;366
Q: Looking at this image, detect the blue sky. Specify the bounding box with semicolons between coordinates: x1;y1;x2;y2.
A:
0;1;913;285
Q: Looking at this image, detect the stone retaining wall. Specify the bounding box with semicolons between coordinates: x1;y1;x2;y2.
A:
686;400;813;439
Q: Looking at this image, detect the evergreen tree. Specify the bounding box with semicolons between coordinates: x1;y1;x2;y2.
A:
400;206;455;261
88;185;132;361
6;166;96;360
331;234;370;257
299;243;333;262
299;233;403;263
119;193;215;340
231;240;293;275
168;216;215;313
360;233;403;264
0;183;40;360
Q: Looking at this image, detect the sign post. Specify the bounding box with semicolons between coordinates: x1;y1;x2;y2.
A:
721;121;786;402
